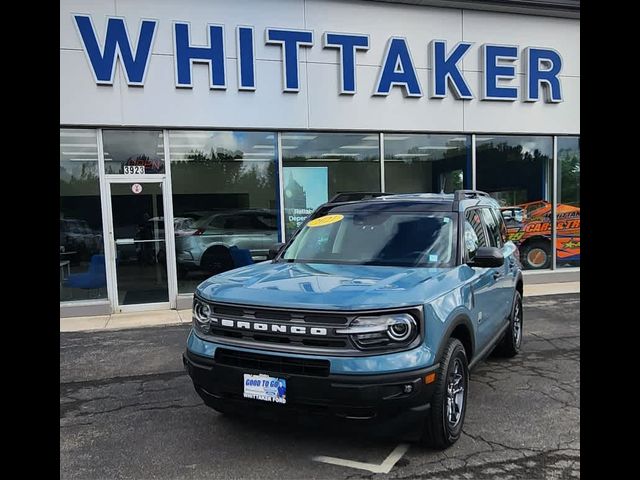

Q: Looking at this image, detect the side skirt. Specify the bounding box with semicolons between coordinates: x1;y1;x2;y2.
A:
468;320;510;370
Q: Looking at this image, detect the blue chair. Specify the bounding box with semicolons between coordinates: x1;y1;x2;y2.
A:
228;246;254;268
63;254;107;291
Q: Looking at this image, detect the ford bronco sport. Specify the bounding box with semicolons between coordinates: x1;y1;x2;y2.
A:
183;190;524;449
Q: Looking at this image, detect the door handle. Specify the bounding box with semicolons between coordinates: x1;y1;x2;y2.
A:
492;271;502;280
115;238;135;245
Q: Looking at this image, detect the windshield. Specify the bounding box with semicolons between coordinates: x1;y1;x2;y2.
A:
282;210;457;267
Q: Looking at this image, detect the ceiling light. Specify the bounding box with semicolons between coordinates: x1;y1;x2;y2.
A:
60;131;96;138
281;134;317;140
321;153;359;157
381;136;410;141
60;143;97;148
393;154;431;158
61;151;98;156
417;146;458;150
476;137;495;142
339;145;379;149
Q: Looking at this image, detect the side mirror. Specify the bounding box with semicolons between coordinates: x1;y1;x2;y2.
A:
267;242;286;260
468;246;504;268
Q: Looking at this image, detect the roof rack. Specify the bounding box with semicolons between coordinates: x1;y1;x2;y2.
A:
328;192;390;203
453;190;490;201
452;189;491;209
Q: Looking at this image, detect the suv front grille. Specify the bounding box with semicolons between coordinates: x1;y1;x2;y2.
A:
201;301;353;352
195;299;423;356
215;348;330;377
211;304;349;325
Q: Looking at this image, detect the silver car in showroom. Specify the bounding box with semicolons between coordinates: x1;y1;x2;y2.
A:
174;209;278;277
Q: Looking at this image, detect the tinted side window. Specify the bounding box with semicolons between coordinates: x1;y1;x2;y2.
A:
481;208;502;248
464;209;488;260
493;208;509;244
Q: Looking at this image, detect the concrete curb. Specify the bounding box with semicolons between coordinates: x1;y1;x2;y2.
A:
60;282;579;333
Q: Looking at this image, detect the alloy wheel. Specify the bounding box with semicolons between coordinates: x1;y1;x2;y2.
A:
446;358;465;428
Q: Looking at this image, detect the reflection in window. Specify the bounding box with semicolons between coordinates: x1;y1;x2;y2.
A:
103;130;165;174
282;132;380;239
476;135;553;270
169;131;278;294
557;137;580;268
384;134;470;193
464;209;487;261
60;128;106;301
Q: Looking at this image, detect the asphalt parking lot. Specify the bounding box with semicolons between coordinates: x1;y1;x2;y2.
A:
60;293;580;479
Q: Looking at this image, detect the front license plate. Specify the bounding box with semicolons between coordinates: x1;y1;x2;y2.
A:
243;374;287;404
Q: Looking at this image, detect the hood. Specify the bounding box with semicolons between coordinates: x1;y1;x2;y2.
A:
196;261;449;310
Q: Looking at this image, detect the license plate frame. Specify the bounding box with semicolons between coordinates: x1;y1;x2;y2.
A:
243;374;287;404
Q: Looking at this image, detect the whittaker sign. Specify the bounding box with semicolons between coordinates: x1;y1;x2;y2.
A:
73;14;564;103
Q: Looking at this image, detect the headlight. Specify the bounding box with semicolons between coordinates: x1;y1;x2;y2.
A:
337;313;418;350
193;299;212;333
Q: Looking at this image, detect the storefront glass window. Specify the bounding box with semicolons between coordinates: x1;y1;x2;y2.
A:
103;130;165;174
556;137;580;268
384;134;470;193
169;131;278;293
476;135;553;270
282;132;380;239
60;129;106;301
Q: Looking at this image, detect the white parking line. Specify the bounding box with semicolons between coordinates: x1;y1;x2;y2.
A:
312;443;410;474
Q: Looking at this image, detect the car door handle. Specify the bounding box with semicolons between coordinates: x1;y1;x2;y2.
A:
492;271;502;280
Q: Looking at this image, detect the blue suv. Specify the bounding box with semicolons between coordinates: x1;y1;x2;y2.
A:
183;190;523;449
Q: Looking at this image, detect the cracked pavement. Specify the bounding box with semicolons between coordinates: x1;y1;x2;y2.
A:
60;293;579;479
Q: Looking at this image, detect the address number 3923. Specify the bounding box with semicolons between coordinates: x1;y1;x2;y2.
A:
123;166;145;175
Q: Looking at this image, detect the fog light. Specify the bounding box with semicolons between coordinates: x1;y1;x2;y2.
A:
403;384;413;394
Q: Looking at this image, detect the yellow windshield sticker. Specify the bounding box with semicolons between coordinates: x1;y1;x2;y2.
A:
307;214;344;227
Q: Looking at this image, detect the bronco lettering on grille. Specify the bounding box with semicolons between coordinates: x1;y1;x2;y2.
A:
210;317;328;336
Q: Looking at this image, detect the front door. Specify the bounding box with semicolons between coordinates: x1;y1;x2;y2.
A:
108;181;169;308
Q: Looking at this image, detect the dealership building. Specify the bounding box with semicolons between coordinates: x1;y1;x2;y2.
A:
60;0;580;317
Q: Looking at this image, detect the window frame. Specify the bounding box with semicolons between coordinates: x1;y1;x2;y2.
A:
492;206;509;245
463;207;490;263
480;207;504;248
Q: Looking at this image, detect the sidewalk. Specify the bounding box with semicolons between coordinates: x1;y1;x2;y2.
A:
60;281;579;333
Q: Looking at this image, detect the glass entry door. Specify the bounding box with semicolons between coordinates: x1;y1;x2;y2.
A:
109;181;169;306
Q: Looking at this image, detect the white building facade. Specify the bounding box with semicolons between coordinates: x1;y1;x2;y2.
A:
60;0;580;316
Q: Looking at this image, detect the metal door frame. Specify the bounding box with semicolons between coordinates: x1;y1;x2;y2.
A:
103;174;177;313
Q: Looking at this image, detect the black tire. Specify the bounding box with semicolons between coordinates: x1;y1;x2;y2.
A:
421;338;469;449
520;239;551;270
494;290;523;358
201;246;234;274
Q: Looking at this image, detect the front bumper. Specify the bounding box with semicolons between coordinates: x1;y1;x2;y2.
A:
183;348;439;436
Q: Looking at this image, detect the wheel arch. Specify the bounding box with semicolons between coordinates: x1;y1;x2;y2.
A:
435;315;475;365
515;272;524;297
199;243;234;268
519;235;551;248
